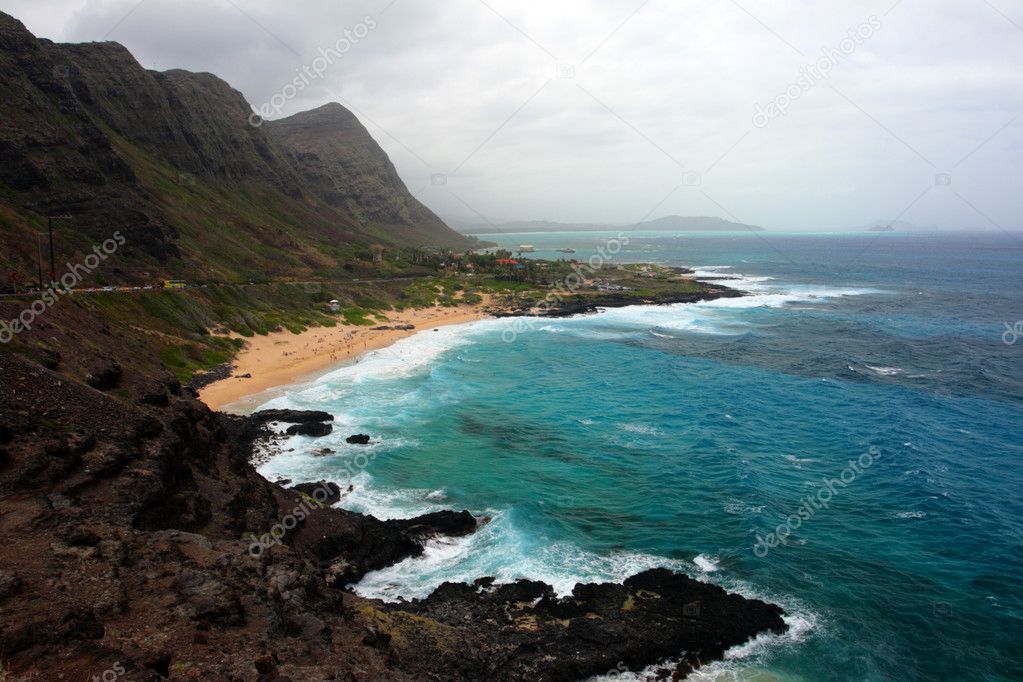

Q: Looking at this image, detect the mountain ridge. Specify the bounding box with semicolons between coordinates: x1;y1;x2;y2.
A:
0;11;470;287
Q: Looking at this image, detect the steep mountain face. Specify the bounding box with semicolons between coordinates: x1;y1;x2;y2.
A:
266;104;454;246
50;38;305;195
0;13;181;266
0;11;469;286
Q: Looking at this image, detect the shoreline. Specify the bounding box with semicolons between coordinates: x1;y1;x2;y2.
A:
198;279;743;412
198;302;492;411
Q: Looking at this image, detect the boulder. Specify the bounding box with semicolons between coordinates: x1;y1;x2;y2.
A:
388;510;477;539
345;434;371;445
286;422;332;437
290;508;478;586
324;558;358;588
291;481;342;506
252;409;334;424
138;382;169;406
173;568;244;625
85;360;122;390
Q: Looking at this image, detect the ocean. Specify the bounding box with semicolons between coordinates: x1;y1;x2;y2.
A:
254;231;1022;681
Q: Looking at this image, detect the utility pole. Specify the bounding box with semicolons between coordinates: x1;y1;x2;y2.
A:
47;215;56;288
37;233;44;290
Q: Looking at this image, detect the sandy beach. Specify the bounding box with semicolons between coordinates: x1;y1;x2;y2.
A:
198;302;491;411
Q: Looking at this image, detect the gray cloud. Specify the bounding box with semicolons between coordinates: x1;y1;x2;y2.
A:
6;0;1022;229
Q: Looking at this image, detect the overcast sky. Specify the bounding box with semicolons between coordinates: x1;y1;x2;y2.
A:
5;0;1022;230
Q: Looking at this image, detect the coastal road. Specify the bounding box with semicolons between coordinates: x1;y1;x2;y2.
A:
0;276;427;299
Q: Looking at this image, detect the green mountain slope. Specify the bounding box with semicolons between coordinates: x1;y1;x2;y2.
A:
267;103;457;247
0;11;470;288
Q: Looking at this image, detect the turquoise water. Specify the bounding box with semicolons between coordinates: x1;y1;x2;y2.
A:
256;231;1023;681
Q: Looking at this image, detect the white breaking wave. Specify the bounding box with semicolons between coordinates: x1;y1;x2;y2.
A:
309;318;498;386
341;473;454;520
587;610;814;681
352;508;703;601
555;269;882;339
866;365;904;376
694;554;720;573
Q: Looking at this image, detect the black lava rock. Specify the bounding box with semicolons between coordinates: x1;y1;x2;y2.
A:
286;422;332;437
291;481;342;506
85;360;121;390
252;409;335;424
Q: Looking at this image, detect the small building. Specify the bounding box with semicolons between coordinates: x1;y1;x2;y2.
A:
496;259;520;266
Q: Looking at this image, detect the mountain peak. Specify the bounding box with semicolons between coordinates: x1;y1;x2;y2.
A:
265;103;459;244
0;11;39;50
278;102;361;127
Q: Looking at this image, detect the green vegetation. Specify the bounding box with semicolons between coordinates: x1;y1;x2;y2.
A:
341;307;377;326
395;280;442;310
159;337;244;383
71;281;417;382
21;252;719;386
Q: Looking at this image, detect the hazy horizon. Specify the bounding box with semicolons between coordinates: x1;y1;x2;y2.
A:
440;214;980;233
6;0;1022;231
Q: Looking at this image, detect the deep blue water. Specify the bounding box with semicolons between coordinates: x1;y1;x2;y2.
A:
255;231;1023;681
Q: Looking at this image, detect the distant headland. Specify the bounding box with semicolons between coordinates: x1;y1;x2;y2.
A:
449;215;765;234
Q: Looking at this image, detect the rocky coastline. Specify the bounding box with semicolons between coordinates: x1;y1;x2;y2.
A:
490;281;743;319
0;343;786;680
